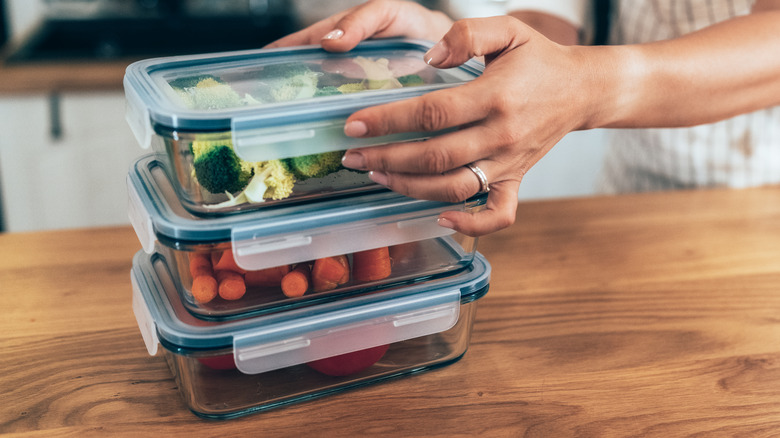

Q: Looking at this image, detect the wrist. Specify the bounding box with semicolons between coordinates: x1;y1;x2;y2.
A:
574;44;646;130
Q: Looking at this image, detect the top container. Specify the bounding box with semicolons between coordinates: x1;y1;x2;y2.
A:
124;39;484;215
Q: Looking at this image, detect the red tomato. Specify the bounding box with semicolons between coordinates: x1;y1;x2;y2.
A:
307;344;390;377
197;353;236;370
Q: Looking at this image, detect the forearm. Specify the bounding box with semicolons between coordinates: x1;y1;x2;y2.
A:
508;10;579;45
589;11;780;129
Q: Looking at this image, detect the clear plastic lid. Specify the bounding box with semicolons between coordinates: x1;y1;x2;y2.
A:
131;250;490;374
124;39;484;160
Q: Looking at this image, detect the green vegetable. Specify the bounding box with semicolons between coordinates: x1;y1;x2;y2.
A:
243;160;296;202
314;86;342;97
258;63;320;103
169;74;219;89
202;160;297;209
191;142;252;194
284;151;345;180
191;138;298;206
397;74;425;87
171;76;244;110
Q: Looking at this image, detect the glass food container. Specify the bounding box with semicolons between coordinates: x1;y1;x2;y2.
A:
131;249;491;419
124;38;484;215
128;154;486;320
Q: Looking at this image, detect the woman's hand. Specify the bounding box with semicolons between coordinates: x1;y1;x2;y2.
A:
267;1;608;237
265;0;454;51
339;16;608;236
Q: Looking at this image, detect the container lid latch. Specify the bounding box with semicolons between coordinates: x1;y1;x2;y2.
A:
131;272;159;356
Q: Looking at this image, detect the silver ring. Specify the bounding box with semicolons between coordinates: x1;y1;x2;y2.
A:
466;163;490;194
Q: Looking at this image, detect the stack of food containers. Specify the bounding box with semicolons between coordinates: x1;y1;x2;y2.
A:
124;39;491;419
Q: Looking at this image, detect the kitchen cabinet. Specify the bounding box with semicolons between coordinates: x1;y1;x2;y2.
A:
0;91;144;232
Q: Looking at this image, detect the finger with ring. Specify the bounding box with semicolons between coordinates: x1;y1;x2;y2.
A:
466;162;490;194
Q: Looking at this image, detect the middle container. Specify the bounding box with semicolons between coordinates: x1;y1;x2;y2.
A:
128;154;486;320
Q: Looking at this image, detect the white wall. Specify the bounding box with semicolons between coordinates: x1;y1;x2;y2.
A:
5;0;43;43
518;130;606;200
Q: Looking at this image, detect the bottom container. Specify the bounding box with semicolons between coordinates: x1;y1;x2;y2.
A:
131;250;491;419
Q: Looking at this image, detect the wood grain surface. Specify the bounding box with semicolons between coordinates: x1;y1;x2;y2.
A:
2;187;780;437
0;59;128;94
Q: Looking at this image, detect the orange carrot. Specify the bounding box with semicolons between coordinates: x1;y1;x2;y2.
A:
311;256;348;292
245;265;291;287
191;275;218;303
389;242;418;265
217;270;246;300
352;247;392;282
189;252;213;278
334;255;350;285
213;250;246;274
281;263;311;298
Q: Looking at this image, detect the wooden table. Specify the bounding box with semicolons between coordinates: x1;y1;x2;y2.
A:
2;187;780;436
0;59;128;94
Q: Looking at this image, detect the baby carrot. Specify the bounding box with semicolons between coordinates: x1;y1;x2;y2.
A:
389;242;418;266
311;256;348;292
281;263;311;298
352;247;392;282
334;254;350;285
217;270;246;301
189;252;213;278
245;265;291;288
213;249;246;274
191;274;218;303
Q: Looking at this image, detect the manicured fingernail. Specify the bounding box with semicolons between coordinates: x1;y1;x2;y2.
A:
368;171;388;186
341;151;366;170
424;40;448;65
344;120;368;137
322;29;344;40
437;216;455;229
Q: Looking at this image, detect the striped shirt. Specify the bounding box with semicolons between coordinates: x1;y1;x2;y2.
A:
444;0;780;193
598;0;780;193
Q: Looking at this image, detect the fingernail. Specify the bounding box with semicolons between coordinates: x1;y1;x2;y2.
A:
368;171;388;186
344;120;368;137
424;40;448;65
341;151;367;170
437;216;455;229
322;29;344;40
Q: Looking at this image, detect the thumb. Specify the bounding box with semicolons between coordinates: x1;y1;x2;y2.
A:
424;16;534;68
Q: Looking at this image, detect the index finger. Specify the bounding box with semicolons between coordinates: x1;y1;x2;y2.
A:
345;80;493;138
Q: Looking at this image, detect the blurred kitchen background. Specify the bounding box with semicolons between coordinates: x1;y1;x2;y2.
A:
0;0;604;233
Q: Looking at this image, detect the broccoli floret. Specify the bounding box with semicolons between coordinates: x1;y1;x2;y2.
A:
192;139;298;205
202;159;297;209
168;74;218;89
398;74;425;87
257;63;320;103
243;160;296;202
314;86;342;97
284;151;345;180
172;76;243;110
192;143;252;194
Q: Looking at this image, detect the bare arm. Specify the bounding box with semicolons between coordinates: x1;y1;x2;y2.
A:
266;0;780;236
507;11;579;45
586;2;780;129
